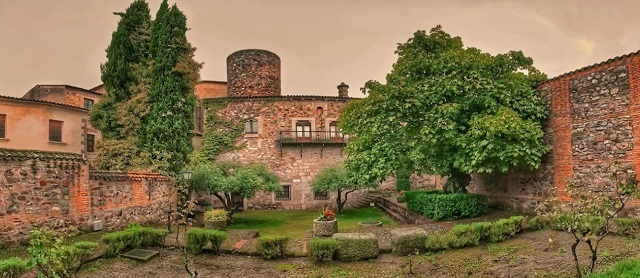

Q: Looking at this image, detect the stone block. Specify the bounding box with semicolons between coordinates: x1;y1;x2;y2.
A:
390;227;429;256
332;233;378;262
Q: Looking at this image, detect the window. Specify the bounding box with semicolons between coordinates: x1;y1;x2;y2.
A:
275;185;291;200
314;190;329;200
244;118;258;134
295;120;311;138
49;120;63;142
86;134;95;152
329;121;340;138
194;103;204;133
0;114;5;139
83;98;94;110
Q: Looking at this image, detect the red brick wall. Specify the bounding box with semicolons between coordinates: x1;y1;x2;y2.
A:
0;158;175;245
470;54;640;212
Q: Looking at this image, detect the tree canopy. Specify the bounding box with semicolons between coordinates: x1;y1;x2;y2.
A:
340;26;548;192
188;162;281;221
90;0;201;175
311;164;377;214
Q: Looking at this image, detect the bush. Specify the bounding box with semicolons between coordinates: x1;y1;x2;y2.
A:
549;214;607;236
257;236;289;260
332;233;379;262
425;216;526;252
101;226;168;257
63;241;99;272
204;209;228;221
0;257;31;278
613;218;640;238
308;238;339;262
587;259;640;278
424;232;454;252
186;228;227;255
405;190;488;221
489;216;525;243
528;215;550;231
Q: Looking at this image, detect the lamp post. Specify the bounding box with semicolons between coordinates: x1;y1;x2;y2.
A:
181;169;192;181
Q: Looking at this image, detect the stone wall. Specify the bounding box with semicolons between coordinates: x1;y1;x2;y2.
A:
470;52;640;212
226;49;281;97
0;150;175;245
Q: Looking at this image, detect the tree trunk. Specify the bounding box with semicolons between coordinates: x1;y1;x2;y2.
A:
336;189;344;214
571;239;582;278
443;169;471;193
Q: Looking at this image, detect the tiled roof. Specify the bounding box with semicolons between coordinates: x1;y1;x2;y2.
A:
31;84;105;96
90;170;172;181
542;49;640;85
0;95;89;112
0;148;85;162
198;80;227;85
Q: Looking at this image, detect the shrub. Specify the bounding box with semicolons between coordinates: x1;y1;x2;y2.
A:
308;238;339;262
63;241;98;272
489;216;525;243
613;218;640;238
390;227;429;256
101;226;168;257
186;228;227;255
332;233;379;262
204;209;228;221
424;232;453;252
586;259;640;278
470;221;493;242
529;215;550;231
257;236;289;260
0;257;31;278
405;190;488;221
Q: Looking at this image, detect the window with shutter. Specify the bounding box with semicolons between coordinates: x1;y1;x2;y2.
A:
49;120;63;142
0;114;5;139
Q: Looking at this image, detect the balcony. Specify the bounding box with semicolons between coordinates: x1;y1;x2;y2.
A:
278;131;350;145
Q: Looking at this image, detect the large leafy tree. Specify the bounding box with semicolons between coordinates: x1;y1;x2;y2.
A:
142;0;202;175
311;164;377;214
340;26;548;192
188;162;281;223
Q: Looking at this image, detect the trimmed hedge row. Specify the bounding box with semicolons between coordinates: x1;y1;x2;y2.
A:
101;224;168;257
308;238;339;262
529;214;640;238
0;257;30;278
257;236;290;260
186;228;227;255
425;216;525;252
405;190;488;221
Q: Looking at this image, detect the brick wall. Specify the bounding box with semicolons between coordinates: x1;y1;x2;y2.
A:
0;152;175;245
470;52;640;212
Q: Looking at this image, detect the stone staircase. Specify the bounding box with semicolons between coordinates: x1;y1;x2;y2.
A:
350;191;383;208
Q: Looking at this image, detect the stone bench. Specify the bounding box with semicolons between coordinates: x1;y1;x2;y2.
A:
390;227;429;256
332;233;379;262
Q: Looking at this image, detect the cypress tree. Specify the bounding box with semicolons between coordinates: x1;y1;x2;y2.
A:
143;1;201;175
90;0;151;140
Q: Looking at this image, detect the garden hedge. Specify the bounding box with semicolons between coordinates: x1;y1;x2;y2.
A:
0;257;31;278
332;233;379;262
390;227;429;256
257;236;290;259
308;238;339;262
425;216;525;252
101;224;168;257
186;228;227;255
404;190;488;221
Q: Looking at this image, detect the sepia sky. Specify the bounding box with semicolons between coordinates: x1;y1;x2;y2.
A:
0;0;639;98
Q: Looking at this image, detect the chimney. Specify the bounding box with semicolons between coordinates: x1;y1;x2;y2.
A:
337;82;349;98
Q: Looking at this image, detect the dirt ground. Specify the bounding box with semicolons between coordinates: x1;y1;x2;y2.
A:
77;229;640;278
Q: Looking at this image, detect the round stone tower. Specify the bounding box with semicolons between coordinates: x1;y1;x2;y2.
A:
226;49;281;97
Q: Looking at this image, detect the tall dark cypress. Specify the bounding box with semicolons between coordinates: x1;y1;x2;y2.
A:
90;0;151;140
143;0;201;175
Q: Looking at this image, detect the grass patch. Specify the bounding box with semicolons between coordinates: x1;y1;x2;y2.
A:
230;207;397;239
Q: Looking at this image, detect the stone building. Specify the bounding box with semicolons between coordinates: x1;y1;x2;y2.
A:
469;50;640;213
199;49;359;210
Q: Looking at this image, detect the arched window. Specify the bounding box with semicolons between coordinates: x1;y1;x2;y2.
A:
329;121;340;138
244;118;258;134
296;120;311;138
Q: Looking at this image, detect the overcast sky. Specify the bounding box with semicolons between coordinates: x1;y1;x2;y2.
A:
0;0;639;98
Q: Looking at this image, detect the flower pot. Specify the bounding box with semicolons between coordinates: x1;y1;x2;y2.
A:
313;219;338;237
204;219;227;231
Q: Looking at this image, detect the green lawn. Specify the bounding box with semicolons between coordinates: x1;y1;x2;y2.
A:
228;207;397;239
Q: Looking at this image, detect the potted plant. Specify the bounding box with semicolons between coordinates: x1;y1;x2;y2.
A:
396;191;405;203
204;209;228;230
313;207;337;237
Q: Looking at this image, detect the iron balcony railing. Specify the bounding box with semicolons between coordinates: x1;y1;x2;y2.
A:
278;131;350;145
